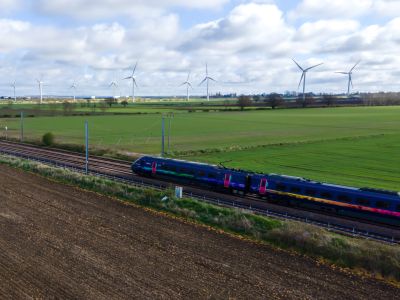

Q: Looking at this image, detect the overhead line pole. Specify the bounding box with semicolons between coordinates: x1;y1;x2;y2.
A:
161;115;165;157
85;121;89;174
20;111;24;142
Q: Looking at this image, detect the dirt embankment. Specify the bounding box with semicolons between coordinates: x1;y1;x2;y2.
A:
0;164;398;299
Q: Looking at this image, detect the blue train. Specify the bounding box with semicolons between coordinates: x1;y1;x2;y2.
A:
132;156;400;226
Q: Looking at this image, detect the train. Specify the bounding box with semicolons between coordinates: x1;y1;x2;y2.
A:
132;156;400;226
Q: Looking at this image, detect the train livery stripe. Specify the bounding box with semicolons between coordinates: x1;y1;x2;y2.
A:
269;189;400;218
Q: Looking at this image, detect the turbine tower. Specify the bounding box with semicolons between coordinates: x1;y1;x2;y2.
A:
109;81;118;99
11;81;16;102
124;62;138;102
36;78;44;104
336;61;360;96
180;72;192;101
199;63;216;101
292;59;323;103
70;82;77;101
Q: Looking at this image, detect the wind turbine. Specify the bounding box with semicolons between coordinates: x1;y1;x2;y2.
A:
36;78;44;104
70;82;77;101
180;72;192;101
199;63;216;101
124;62;138;102
109;80;118;99
292;59;323;103
11;81;16;102
335;61;360;96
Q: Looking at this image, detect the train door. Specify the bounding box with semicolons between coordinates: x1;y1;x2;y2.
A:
224;173;231;188
259;178;268;195
151;162;157;175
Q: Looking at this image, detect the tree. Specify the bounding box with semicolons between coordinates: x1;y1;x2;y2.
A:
322;94;337;107
296;94;315;108
121;100;129;108
267;93;283;109
42;132;55;146
237;95;252;111
105;98;117;108
62;101;74;115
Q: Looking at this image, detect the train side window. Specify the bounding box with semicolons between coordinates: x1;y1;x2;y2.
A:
170;166;176;172
208;173;216;179
305;189;316;196
376;201;390;209
180;168;187;173
338;194;351;203
396;205;400;212
276;183;286;191
356;198;370;206
290;186;301;193
198;171;205;177
320;192;332;199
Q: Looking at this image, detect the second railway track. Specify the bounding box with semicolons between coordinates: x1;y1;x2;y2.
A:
0;139;399;244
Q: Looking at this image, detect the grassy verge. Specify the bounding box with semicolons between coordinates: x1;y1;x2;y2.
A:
0;154;399;283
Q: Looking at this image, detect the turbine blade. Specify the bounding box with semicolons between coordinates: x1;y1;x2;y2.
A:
179;82;186;87
335;72;348;74
188;82;193;89
199;78;207;86
208;77;216;82
123;76;131;80
133;78;138;87
305;63;323;71
206;63;208;76
292;59;304;71
350;60;361;72
186;71;190;82
132;62;138;75
350;76;353;88
298;73;304;89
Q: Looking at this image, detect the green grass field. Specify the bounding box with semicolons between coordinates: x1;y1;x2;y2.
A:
1;106;399;190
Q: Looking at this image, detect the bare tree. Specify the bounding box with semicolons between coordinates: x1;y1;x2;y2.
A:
237;95;252;111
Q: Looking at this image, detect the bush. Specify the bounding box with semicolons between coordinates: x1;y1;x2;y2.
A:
42;132;55;146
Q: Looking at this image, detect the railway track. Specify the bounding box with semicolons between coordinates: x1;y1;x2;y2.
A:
0;139;399;244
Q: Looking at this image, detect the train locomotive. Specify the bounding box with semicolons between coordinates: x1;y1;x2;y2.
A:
132;156;400;226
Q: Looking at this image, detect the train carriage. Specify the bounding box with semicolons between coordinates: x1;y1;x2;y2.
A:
132;156;400;226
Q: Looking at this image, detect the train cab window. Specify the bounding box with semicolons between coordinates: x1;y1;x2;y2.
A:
338;195;351;203
290;186;301;193
356;198;370;206
276;183;286;191
376;201;390;209
320;192;332;199
305;189;316;196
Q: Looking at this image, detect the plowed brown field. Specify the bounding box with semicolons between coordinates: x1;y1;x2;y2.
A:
0;164;398;299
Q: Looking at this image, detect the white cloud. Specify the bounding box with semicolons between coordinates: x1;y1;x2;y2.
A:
1;2;400;96
0;0;20;11
289;0;400;19
36;0;229;19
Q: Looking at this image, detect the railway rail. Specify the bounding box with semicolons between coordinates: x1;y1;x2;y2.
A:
0;139;399;244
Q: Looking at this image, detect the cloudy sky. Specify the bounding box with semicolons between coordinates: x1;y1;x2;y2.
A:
0;0;399;97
